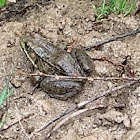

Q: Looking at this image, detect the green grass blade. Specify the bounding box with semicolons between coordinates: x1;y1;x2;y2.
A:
101;0;106;11
0;69;13;108
117;0;127;13
124;0;136;16
109;0;117;11
0;112;13;128
0;85;8;108
0;0;6;7
101;0;108;15
0;69;14;128
4;89;14;99
95;0;110;20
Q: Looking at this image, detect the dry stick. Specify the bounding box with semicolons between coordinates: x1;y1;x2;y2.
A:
18;71;140;82
36;106;75;132
45;103;125;139
37;79;139;133
15;104;31;140
46;105;106;139
82;28;140;50
1;113;33;132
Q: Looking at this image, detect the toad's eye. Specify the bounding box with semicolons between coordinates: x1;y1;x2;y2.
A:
24;42;31;50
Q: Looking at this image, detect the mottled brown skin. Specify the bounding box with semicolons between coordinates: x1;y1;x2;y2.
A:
21;33;94;100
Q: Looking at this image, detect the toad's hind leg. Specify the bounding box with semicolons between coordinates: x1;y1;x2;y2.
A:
40;77;83;100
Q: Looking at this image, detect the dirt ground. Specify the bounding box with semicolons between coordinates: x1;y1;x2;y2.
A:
0;0;140;140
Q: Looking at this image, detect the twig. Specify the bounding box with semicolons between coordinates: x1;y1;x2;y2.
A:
1;113;34;132
46;104;106;139
94;57;125;68
17;70;140;82
45;103;125;139
37;79;139;133
15;104;31;140
36;106;76;132
83;28;140;50
94;57;135;76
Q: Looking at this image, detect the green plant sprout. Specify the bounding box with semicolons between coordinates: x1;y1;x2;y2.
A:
94;0;109;20
94;0;136;20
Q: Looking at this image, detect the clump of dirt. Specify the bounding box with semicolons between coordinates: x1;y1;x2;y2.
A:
0;0;140;140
